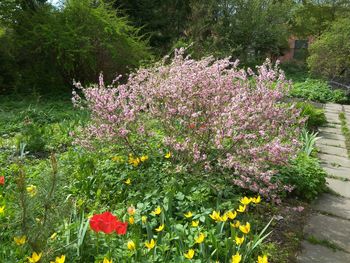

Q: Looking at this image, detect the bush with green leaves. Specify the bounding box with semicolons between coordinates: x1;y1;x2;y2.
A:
290;78;347;103
278;153;327;201
296;102;326;130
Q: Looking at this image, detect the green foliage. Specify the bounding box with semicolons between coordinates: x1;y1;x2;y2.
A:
290;79;347;103
296;102;326;130
279;153;327;201
308;17;350;81
300;129;321;156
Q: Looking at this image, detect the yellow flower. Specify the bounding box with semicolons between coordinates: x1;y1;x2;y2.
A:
127;240;136;251
191;220;199;227
0;205;4;214
152;206;162;215
231;252;242;263
103;258;113;263
237;205;246;213
184;211;193;218
128;216;135;225
225;211;237;220
141;216;147;223
195;233;205;244
27;252;42;263
140;155;149;162
124;178;131;185
50;255;66;263
128;156;141;167
240;196;252;205
239;222;251;234
257;255;268;263
155;224;164;232
145;239;156;249
112;156;123;162
184;249;195;259
252;196;261;204
165;152;171;159
50;232;57;240
14;235;26;245
26;185;37;197
220;213;228;222
235;235;244;245
127;205;136;216
230;220;240;228
209;211;221;221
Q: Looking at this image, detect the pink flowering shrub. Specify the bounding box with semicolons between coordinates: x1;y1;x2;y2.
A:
72;49;302;198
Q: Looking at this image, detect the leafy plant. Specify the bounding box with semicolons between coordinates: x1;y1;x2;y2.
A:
296;102;326;130
300;128;321;156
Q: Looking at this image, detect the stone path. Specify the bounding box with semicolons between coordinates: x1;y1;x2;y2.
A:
298;103;350;262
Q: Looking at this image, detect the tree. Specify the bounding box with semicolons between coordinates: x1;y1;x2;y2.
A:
307;17;350;81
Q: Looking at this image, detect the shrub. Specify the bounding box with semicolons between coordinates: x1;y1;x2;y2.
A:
290;78;347;103
296;102;326;130
73;50;302;199
278;153;327;201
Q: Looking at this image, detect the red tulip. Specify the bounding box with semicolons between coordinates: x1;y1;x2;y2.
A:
89;211;128;235
0;176;4;186
115;221;128;235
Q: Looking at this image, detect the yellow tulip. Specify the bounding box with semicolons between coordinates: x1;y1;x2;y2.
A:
230;220;240;228
155;224;165;232
220;213;228;222
240;196;252;205
165;152;171;159
152;206;162;215
127;240;136;251
14;235;26;245
184;249;195;259
128;216;135;225
184;211;193;218
0;205;4;214
124;178;131;185
27;252;42;263
50;232;58;240
140;155;149;162
252;196;261;204
239;222;251;234
145;239;156;249
191;220;199;227
236;205;246;213
26;185;37;197
50;255;66;263
231;252;242;263
195;233;205;244
235;235;244;245
225;211;237;220
209;211;221;221
258;255;268;263
103;258;113;263
127;206;136;216
141;216;147;223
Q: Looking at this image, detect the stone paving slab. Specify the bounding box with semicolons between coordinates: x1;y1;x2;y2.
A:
326;178;350;198
317;144;348;158
304;213;350;252
313;194;350;220
317;138;346;148
298;241;350;263
319;132;345;141
318;127;343;135
325;103;343;110
323;166;350;180
319;153;350;168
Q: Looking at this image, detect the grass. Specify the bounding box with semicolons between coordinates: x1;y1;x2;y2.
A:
307;235;345;252
338;112;350;158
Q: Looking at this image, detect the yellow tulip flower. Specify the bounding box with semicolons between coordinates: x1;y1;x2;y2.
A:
0;205;4;214
220;213;228;222
235;235;244;245
50;255;66;263
231;252;242;263
252;196;261;204
103;258;113;263
127;240;136;251
26;185;37;197
14;235;26;245
140;155;149;162
155;224;165;232
165;152;171;159
145;239;156;249
236;205;246;213
50;232;58;240
152;206;162;215
239;222;251;234
127;206;136;216
240;197;252;205
141;216;147;223
258;255;268;263
184;211;193;218
27;252;42;263
191;220;199;227
128;216;135;225
124;178;131;185
184;249;195;259
195;233;205;244
225;211;237;220
230;220;240;228
209;210;221;221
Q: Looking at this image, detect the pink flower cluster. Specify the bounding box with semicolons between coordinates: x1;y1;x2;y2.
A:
72;49;302;197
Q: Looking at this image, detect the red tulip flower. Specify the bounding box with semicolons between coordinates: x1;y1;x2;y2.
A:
0;176;4;186
89;211;128;235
